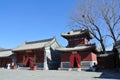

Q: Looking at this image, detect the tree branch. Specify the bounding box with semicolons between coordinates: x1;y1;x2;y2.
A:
113;16;120;30
105;35;113;38
116;34;120;40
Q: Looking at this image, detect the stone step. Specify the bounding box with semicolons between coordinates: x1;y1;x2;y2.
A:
18;67;44;70
58;68;81;71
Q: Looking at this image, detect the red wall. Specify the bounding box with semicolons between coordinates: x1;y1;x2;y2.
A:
0;57;12;67
91;53;97;61
61;54;71;62
61;52;97;62
68;38;89;46
16;51;44;63
16;53;23;63
80;53;97;61
36;53;44;63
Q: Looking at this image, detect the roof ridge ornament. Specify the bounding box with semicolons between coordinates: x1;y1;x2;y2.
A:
81;27;87;31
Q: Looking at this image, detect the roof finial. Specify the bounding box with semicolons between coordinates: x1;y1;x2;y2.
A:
81;27;87;31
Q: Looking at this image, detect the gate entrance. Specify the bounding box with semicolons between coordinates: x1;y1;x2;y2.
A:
23;56;34;67
70;54;80;68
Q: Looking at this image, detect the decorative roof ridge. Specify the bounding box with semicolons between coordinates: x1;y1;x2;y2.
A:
25;37;54;44
72;28;88;32
61;29;91;37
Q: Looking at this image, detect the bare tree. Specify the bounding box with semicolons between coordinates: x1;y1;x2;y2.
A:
70;0;120;53
101;0;120;44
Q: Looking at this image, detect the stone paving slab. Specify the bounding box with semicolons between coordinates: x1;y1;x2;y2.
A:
0;69;119;80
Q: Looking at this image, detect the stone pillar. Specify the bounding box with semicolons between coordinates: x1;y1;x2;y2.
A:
43;47;50;70
43;53;48;70
12;54;16;66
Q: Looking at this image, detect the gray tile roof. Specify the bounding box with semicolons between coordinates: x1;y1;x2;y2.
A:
56;44;95;52
13;37;55;51
61;29;93;39
0;49;13;57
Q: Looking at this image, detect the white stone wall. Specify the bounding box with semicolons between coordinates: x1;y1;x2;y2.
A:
60;61;97;69
61;62;70;68
81;61;97;69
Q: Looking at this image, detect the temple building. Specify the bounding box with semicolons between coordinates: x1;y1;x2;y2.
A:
56;29;97;71
0;49;14;68
12;37;60;70
0;29;98;71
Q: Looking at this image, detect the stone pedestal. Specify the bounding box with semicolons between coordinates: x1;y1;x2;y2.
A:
69;68;81;71
11;65;18;69
30;66;38;70
59;68;81;71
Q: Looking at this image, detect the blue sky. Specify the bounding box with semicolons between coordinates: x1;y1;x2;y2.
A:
0;0;78;49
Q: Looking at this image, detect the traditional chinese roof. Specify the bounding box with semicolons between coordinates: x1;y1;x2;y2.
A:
0;49;13;57
56;44;96;52
13;37;57;51
61;29;93;40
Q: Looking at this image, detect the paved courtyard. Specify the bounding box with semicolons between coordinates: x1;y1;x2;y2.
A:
0;69;119;80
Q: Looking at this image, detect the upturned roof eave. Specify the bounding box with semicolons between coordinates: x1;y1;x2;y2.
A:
61;31;93;39
56;45;95;52
0;50;13;57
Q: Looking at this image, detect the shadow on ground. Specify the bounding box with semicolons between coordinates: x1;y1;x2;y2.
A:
94;71;120;79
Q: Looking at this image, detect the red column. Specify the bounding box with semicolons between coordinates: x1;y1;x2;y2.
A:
23;57;29;67
75;54;81;68
29;57;34;67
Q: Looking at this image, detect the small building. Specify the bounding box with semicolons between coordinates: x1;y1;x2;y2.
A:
114;40;120;70
115;40;120;60
97;51;115;69
12;37;60;70
56;29;97;71
0;49;14;68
